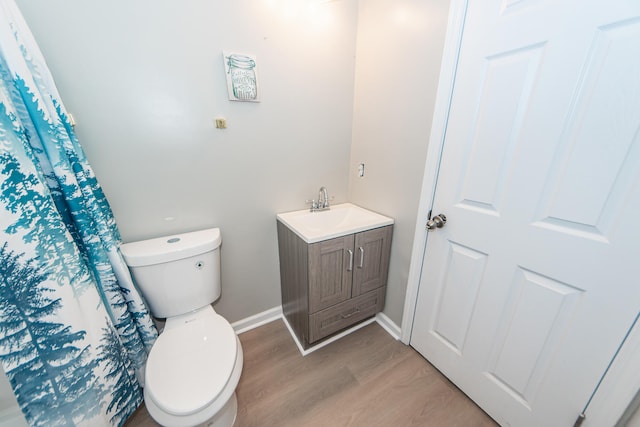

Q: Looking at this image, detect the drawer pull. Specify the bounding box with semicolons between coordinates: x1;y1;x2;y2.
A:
341;308;360;319
358;246;364;268
347;249;353;271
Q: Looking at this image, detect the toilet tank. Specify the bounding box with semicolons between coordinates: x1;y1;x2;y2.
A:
120;228;222;319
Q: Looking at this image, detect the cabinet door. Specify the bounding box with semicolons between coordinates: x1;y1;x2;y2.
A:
308;234;354;313
352;226;392;297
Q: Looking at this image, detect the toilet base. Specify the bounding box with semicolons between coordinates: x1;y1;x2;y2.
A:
144;389;238;427
202;393;237;427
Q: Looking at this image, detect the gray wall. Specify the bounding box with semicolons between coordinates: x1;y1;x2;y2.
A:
17;0;450;328
17;0;358;323
349;0;449;325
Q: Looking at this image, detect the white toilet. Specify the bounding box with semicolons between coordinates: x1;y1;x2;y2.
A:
120;228;243;427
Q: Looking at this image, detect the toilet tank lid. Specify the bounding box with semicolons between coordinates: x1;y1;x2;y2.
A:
120;228;221;267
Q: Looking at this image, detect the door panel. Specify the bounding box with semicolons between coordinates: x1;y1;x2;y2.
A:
456;43;543;216
431;242;486;353
410;1;640;426
486;268;583;404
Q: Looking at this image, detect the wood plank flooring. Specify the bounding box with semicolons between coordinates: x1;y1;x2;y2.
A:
125;320;498;427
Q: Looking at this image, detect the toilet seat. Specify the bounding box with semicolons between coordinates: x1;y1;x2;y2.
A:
145;308;238;416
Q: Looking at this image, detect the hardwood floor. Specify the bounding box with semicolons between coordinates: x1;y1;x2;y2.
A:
125;320;498;427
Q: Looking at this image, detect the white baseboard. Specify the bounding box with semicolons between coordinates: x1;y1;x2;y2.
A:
231;306;403;354
281;315;308;355
284;315;377;356
375;312;401;340
231;306;283;335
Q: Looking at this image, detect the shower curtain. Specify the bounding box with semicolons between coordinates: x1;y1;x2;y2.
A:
0;2;157;426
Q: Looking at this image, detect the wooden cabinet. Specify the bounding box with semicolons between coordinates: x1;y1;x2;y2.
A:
277;222;392;349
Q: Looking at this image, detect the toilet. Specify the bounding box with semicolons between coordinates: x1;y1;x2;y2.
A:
120;228;243;427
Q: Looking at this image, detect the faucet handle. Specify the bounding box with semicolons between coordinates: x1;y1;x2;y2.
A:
305;199;318;210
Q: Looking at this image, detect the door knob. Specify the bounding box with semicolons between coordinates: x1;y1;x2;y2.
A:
426;214;447;231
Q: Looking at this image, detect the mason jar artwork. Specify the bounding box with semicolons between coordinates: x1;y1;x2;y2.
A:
224;52;259;102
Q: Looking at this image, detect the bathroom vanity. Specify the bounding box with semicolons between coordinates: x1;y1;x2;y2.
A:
277;204;393;349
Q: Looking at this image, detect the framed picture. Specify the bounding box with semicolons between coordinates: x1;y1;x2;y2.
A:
223;51;260;102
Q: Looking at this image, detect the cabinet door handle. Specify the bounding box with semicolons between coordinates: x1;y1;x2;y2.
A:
341;308;360;319
358;247;364;268
347;249;353;271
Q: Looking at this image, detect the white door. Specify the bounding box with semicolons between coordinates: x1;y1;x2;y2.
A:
410;1;640;426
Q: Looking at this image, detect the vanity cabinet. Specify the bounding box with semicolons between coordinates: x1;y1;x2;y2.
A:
277;222;392;348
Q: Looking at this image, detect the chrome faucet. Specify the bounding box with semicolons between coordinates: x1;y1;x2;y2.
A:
318;186;329;209
306;186;331;212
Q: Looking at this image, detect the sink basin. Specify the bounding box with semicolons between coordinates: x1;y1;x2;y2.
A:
277;203;394;243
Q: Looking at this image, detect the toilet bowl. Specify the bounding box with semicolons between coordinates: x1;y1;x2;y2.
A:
144;306;243;427
121;228;242;427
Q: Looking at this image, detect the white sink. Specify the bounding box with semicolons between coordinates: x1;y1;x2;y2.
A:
277;203;394;243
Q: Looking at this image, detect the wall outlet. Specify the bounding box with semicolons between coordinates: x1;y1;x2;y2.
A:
215;118;227;129
358;163;365;177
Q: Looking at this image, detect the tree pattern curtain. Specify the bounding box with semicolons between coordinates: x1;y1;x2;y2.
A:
0;1;157;426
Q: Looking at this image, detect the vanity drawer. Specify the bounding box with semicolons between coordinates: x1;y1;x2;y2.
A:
308;287;385;343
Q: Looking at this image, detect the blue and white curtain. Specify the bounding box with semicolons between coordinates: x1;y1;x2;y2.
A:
0;1;157;426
